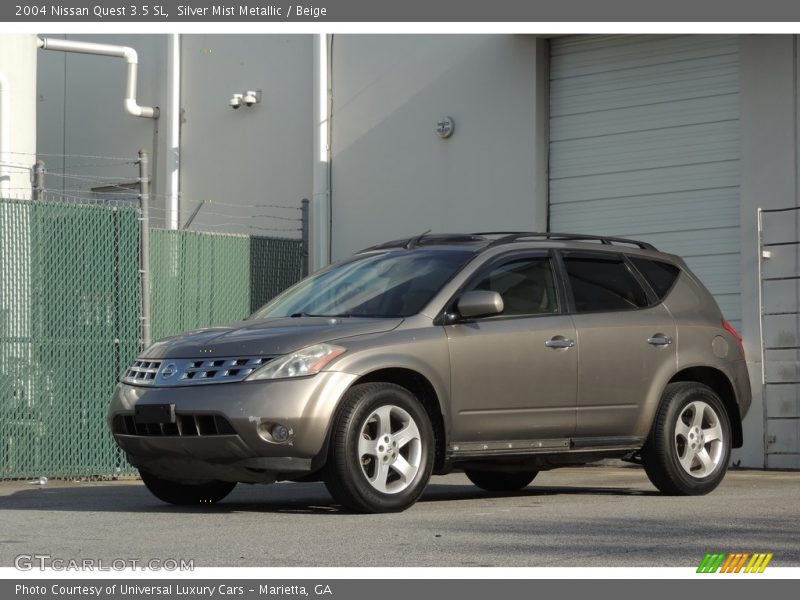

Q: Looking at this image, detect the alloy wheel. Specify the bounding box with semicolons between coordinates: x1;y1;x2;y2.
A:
357;405;422;494
674;400;725;478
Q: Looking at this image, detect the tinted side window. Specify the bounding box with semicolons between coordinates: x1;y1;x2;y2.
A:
630;257;681;301
471;258;558;316
563;255;649;312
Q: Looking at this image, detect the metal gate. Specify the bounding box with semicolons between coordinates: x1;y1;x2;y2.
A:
758;205;800;469
0;198;141;479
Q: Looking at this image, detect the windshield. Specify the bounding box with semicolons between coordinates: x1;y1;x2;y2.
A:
251;249;475;319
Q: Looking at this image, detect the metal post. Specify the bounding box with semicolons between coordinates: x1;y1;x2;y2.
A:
182;199;205;230
756;206;766;470
138;149;152;349
757;207;765;387
32;160;45;200
301;198;310;277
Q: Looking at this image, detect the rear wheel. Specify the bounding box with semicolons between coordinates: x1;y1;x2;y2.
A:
465;469;537;492
323;382;434;513
642;382;731;495
139;470;236;505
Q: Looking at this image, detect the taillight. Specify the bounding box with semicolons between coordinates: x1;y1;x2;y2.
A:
722;318;743;349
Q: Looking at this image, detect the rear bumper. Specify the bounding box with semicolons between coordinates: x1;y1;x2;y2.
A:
107;370;358;483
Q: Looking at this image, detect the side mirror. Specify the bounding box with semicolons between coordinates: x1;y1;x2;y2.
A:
456;290;504;319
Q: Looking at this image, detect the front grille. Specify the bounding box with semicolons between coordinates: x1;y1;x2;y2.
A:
125;360;163;383
113;413;237;437
121;356;273;387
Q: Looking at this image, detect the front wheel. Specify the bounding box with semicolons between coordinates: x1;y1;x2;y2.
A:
323;382;434;513
139;470;236;505
465;469;538;492
642;382;731;495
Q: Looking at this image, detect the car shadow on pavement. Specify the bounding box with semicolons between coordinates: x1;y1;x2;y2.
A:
422;483;658;501
0;480;656;515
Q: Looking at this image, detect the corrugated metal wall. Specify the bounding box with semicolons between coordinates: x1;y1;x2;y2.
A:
549;35;742;327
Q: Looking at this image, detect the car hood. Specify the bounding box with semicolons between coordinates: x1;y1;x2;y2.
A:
143;317;404;359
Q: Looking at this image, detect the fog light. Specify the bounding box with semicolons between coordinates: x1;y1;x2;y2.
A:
271;424;291;443
256;420;294;444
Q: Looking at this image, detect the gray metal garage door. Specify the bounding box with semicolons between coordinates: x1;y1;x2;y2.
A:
549;35;741;328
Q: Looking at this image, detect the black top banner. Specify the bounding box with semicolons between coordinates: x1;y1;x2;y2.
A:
5;0;800;22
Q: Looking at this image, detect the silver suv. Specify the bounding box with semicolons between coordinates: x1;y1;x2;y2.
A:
108;232;751;513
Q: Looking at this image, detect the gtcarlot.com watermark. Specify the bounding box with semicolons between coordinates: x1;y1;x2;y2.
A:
14;554;194;571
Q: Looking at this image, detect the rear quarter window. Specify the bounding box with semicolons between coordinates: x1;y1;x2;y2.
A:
563;254;649;312
630;257;681;301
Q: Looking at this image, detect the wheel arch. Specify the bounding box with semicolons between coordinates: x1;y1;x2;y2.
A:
324;367;447;472
667;366;743;448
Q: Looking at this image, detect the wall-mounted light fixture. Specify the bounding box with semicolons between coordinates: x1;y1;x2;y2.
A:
229;90;262;110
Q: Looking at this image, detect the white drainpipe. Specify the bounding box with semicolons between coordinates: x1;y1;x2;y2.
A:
0;72;10;197
166;34;180;229
311;33;331;271
37;37;159;119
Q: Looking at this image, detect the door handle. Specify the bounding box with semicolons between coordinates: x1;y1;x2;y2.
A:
545;337;575;349
647;335;673;346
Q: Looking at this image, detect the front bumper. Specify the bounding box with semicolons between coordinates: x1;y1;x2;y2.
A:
107;370;358;483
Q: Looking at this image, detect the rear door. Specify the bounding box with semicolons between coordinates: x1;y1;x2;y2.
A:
446;252;578;442
559;251;677;440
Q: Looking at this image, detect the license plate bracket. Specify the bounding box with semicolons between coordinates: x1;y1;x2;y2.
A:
134;403;176;425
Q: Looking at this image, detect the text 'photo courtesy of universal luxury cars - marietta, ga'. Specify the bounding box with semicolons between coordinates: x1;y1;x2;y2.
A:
108;231;751;513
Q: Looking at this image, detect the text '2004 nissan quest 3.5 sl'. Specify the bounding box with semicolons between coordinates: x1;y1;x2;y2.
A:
109;231;751;513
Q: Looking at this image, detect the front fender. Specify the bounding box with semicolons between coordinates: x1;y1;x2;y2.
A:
323;326;452;433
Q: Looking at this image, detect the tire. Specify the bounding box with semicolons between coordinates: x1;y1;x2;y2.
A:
465;469;537;492
139;470;236;505
323;382;434;513
642;382;732;496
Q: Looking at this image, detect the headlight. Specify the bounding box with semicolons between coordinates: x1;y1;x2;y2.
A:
245;343;346;381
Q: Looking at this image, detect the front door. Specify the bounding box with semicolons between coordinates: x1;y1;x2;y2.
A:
446;254;578;442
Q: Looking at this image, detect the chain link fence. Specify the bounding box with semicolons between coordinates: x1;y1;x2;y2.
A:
150;229;304;340
0;195;304;480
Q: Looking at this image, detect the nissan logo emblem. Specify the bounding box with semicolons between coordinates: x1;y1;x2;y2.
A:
161;363;177;379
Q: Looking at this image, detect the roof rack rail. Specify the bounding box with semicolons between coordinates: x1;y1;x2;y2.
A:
358;233;487;253
471;231;656;251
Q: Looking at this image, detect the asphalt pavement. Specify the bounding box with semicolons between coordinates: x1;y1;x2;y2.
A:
1;466;798;567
